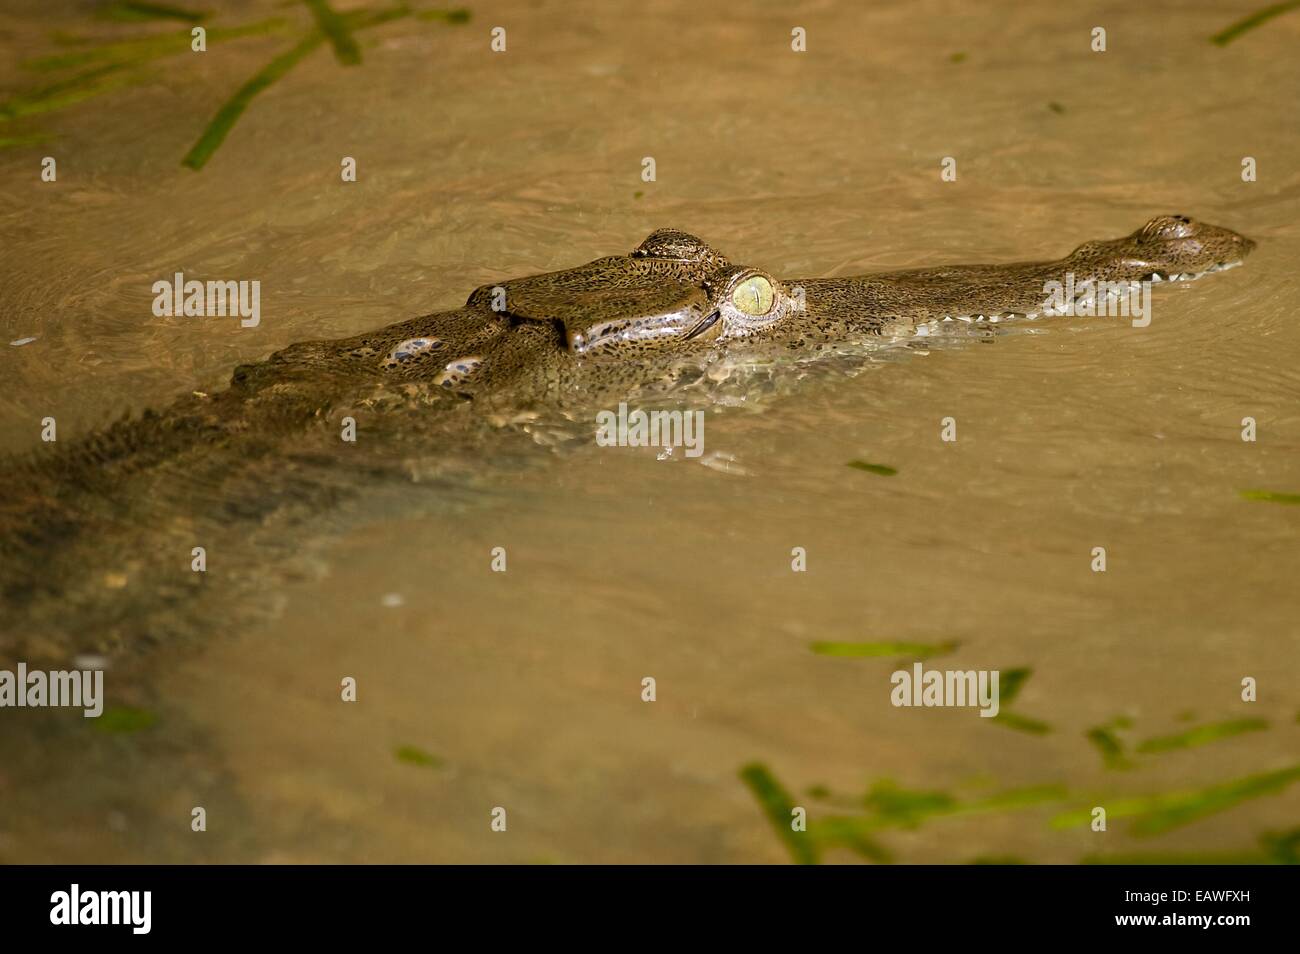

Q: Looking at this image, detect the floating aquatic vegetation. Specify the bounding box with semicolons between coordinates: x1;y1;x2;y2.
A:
817;782;1065;859
101;1;206;24
94;706;159;733
738;763;818;864
1086;723;1131;770
1047;101;1065;114
808;638;1046;728
393;744;443;768
183;2;473;167
1053;764;1300;836
182;31;325;170
0;63;142;121
304;0;362;66
743;763;1069;864
988;666;1051;734
747;707;1290;861
2;3;470;165
997;667;1031;703
0;135;53;149
417;8;472;24
993;712;1050;734
97;2;210;24
1260;827;1300;863
1082;827;1300;865
1211;1;1300;46
847;459;897;476
1136;717;1268;754
1239;488;1300;505
0;20;291;147
809;639;959;660
24;19;289;72
863;780;955;825
182;4;467;169
753;762;1300;861
811;816;891;863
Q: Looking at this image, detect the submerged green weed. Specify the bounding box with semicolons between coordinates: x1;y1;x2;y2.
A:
1085;717;1133;770
989;667;1051;734
94;706;159;733
181;31;324;169
743;701;1292;862
1239;489;1300;505
1053;764;1300;836
304;0;362;66
394;744;443;768
96;2;210;24
1;2;471;167
739;763;818;864
1211;1;1300;46
1136;717;1268;754
847;460;897;476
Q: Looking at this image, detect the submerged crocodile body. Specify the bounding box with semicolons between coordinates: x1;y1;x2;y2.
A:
0;215;1254;660
36;214;1259;453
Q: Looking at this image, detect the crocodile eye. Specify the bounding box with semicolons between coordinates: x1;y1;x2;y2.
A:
732;275;774;316
1142;216;1196;241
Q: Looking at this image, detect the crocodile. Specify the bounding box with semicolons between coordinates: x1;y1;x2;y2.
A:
0;215;1254;661
288;214;1255;396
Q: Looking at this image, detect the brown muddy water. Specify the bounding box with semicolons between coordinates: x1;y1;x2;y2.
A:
1;1;1298;864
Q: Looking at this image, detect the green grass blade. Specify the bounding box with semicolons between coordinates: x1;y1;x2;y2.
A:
98;1;210;23
0;132;55;148
991;711;1051;734
394;744;443;768
303;0;362;65
997;667;1032;706
810;639;959;660
1240;488;1300;505
416;8;471;24
847;459;897;476
1211;1;1300;46
181;5;412;170
24;19;289;72
811;816;891;862
1085;724;1131;769
0;63;140;121
181;32;324;170
1052;764;1300;835
739;763;818;865
94;706;159;733
1135;717;1268;754
848;780;1065;833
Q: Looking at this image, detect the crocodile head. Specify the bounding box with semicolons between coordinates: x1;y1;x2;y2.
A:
1068;215;1256;282
349;218;1253;403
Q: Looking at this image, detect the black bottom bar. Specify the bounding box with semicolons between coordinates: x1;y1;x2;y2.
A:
0;864;1283;940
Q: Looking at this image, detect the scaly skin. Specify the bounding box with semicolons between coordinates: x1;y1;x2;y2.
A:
243;215;1254;408
0;215;1254;661
787;215;1255;333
